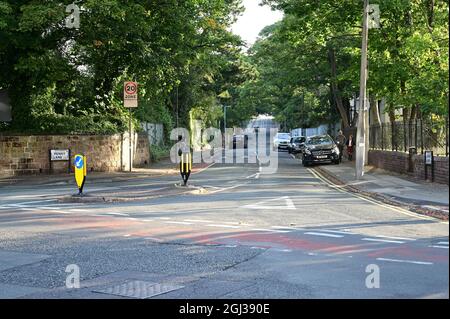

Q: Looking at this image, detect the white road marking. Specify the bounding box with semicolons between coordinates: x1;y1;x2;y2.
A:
206;224;241;229
428;245;449;249
371;235;416;241
69;209;89;212
105;212;129;216
19;208;37;211
362;238;405;244
208;183;247;194
158;217;171;220
37;207;62;210
183;219;214;223
437;241;449;245
250;246;266;250
376;258;433;265
250;228;291;233
271;226;299;231
243;196;296;210
165;221;193;225
316;229;356;235
126;217;138;221
223;245;238;248
304;232;344;238
123;234;131;237
142;219;154;222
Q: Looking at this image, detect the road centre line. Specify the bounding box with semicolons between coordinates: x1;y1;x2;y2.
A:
376;258;433;265
428;245;449;249
304;232;344;238
362;238;405;244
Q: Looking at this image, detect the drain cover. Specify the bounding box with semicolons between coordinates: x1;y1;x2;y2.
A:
92;280;184;299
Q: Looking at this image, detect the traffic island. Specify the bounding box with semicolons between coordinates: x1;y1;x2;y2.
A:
312;164;449;221
59;184;193;203
59;183;211;203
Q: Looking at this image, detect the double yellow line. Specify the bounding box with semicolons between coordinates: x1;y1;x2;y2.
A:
307;167;448;224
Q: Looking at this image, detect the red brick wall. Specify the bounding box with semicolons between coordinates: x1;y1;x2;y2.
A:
368;150;449;185
0;133;150;177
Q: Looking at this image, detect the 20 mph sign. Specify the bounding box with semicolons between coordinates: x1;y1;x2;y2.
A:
124;81;138;108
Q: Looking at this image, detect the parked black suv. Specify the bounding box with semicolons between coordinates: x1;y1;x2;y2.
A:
302;134;340;166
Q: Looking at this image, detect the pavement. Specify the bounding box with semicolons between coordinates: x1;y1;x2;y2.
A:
312;159;449;220
0;147;448;299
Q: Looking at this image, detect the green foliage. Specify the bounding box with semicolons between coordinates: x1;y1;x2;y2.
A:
240;0;449;130
0;0;245;135
150;144;171;163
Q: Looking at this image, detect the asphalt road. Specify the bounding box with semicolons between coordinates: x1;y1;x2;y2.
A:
0;148;448;299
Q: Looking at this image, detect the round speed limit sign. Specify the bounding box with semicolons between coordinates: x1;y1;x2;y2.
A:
124;82;137;95
124;81;138;108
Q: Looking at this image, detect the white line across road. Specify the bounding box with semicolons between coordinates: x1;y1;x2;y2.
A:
376;258;433;265
362;238;405;244
105;212;129;216
206;224;241;229
428;245;449;249
315;229;356;235
271;226;299;231
165;221;193;225
304;232;344;238
183;219;214;223
370;235;416;241
250;228;291;233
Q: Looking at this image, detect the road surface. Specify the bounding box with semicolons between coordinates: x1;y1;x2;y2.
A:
0;148;448;299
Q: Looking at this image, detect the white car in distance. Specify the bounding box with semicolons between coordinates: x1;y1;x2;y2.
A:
273;133;291;151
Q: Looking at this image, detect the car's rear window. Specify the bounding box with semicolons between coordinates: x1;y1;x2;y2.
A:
277;133;290;138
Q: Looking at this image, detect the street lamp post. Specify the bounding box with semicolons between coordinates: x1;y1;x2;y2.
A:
356;0;369;180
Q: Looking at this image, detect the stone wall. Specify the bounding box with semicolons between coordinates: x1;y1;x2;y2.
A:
0;133;150;176
368;150;449;185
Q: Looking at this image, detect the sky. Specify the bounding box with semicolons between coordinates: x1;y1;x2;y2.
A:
231;0;284;48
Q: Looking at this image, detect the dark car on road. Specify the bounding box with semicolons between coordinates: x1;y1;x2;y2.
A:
288;136;306;154
302;134;340;166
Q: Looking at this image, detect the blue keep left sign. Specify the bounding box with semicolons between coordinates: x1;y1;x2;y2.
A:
74;155;84;169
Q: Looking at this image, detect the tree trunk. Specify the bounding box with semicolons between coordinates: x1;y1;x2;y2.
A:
427;0;435;31
328;47;350;128
369;96;381;126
